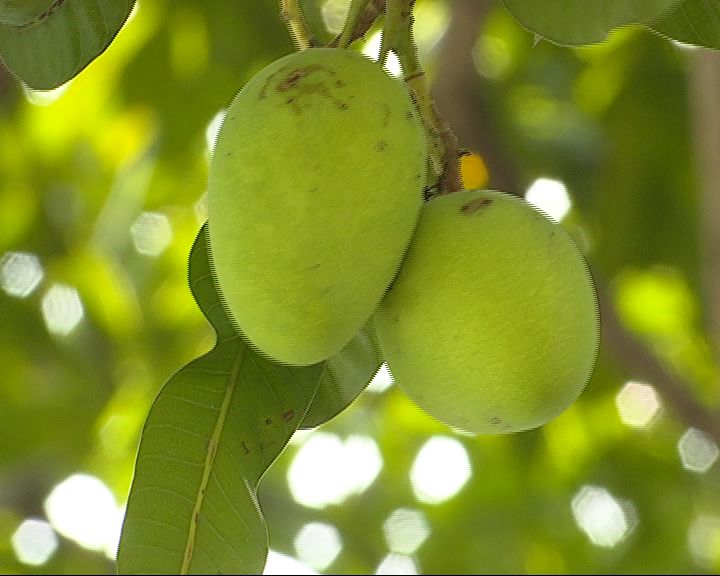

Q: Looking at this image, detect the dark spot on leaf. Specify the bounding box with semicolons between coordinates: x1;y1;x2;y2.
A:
405;110;414;121
336;101;349;110
460;197;493;214
241;441;250;455
283;409;296;422
335;79;345;88
264;417;272;426
224;152;232;157
376;141;388;152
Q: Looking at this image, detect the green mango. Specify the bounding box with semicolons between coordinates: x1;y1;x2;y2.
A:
208;48;426;365
374;190;599;434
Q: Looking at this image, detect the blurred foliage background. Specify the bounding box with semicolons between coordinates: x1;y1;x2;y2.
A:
1;0;720;573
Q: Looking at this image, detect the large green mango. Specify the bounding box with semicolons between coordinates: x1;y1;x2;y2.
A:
208;48;426;365
374;190;599;434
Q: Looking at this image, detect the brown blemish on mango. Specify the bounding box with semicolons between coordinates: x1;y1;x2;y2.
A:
460;197;493;214
382;105;392;127
259;68;282;100
277;64;323;92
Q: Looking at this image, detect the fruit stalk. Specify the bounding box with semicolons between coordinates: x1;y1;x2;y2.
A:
279;0;314;50
383;0;462;196
329;0;386;47
336;0;374;48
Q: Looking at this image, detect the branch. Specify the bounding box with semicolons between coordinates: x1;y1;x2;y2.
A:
382;0;462;195
599;286;720;440
432;0;520;193
279;0;313;50
689;49;720;361
329;0;385;47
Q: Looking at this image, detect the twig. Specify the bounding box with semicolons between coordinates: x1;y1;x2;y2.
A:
279;0;313;50
690;49;720;361
385;0;462;195
330;0;386;47
432;0;518;193
599;286;720;441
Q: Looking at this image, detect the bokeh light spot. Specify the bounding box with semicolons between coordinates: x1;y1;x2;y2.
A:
688;515;720;568
375;552;418;575
615;381;661;428
41;283;84;336
525;178;572;222
288;432;382;508
571;485;630;547
321;0;349;35
23;82;71;106
293;522;342;571
11;519;58;566
264;549;318;575
410;436;471;505
382;508;430;555
0;251;44;298
130;211;173;257
367;363;394;394
678;428;719;474
44;473;123;557
473;34;512;80
363;31;402;77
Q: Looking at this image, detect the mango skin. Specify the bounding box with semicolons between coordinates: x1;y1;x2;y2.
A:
374;190;599;434
208;48;426;365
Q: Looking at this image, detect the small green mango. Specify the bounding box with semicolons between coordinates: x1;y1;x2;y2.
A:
208;48;426;365
374;190;599;434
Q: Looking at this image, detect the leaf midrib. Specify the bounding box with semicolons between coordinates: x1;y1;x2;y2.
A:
180;345;245;574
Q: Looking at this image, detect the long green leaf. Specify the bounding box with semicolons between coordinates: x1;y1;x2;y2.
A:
501;0;682;45
0;0;135;90
651;0;720;49
117;225;323;574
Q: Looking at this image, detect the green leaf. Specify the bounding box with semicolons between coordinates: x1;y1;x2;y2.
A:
300;323;382;430
501;0;682;45
651;0;720;49
117;224;323;574
0;0;136;90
